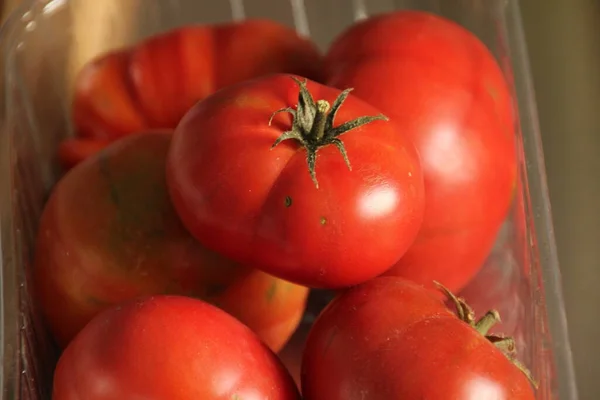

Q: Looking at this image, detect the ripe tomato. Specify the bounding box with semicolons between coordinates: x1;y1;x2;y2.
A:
325;11;517;292
166;74;425;289
34;132;305;351
57;137;112;171
210;269;309;352
73;19;323;141
301;277;536;399
53;295;300;400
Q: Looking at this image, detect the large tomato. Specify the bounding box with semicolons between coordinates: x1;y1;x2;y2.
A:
325;11;517;292
34;132;307;351
53;295;300;400
166;74;425;289
301;277;536;399
73;19;322;140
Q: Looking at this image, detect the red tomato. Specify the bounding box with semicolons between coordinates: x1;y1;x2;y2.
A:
301;277;536;399
57;137;117;171
34;132;305;351
73;19;323;141
325;11;517;293
166;74;425;289
53;295;300;400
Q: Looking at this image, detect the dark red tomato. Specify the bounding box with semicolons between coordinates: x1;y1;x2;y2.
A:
166;74;425;289
325;11;517;293
301;277;536;400
53;295;300;400
57;137;112;171
73;19;323;141
211;270;309;353
35;132;305;351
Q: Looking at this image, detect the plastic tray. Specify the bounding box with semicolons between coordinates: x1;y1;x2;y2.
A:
0;0;578;398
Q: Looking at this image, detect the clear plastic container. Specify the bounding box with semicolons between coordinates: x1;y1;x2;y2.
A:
0;0;578;399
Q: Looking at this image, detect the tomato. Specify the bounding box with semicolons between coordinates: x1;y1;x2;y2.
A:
325;11;517;293
166;74;425;289
34;132;306;351
73;19;323;141
52;295;300;400
210;269;309;353
301;277;536;399
57;137;112;171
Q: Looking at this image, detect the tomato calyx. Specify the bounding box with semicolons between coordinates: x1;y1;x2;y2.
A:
269;77;388;188
434;281;539;389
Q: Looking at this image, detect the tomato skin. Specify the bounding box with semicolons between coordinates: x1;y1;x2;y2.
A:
211;270;309;352
325;11;517;293
57;137;114;171
301;277;535;400
52;295;300;400
35;132;305;351
73;19;323;140
167;74;425;289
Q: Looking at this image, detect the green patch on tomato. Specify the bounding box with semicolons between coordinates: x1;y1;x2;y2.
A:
266;282;277;302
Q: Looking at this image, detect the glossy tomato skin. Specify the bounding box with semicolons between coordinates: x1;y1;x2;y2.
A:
301;277;535;400
53;295;300;400
35;132;305;351
73;19;323;140
167;74;425;289
325;11;517;293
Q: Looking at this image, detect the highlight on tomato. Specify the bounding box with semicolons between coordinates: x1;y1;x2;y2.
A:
72;19;323;141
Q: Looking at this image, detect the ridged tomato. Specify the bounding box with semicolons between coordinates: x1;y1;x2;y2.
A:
72;19;323;140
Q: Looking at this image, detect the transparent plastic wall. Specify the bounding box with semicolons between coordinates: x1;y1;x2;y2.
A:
0;0;577;399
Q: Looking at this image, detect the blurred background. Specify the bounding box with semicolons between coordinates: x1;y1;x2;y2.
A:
1;0;598;398
520;1;600;399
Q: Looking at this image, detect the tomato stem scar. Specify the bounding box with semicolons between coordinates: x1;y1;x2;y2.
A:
434;281;539;389
268;76;388;189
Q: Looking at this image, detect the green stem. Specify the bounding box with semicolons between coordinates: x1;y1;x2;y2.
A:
474;310;501;336
312;100;330;141
434;281;538;390
269;76;388;189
